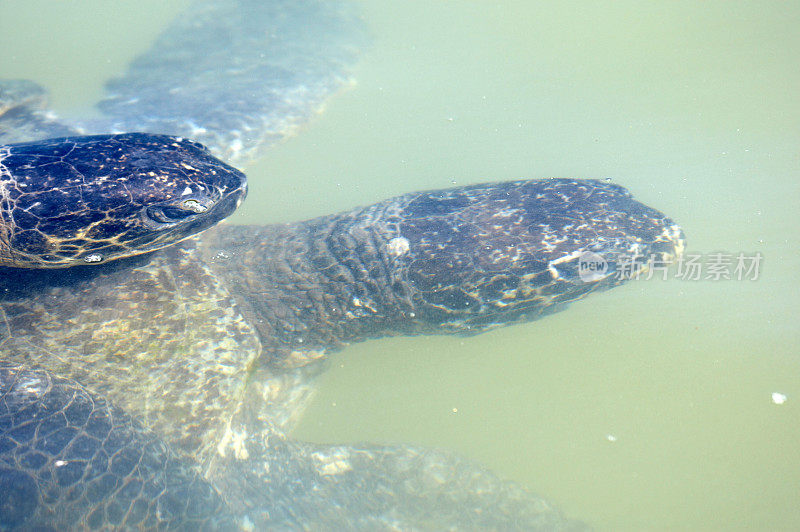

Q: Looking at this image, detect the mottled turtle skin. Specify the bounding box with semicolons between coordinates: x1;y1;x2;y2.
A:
0;133;246;268
0;177;684;529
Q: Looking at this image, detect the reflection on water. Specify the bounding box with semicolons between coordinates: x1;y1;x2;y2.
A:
2;0;798;529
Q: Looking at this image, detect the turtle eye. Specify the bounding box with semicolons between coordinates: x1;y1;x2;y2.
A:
141;193;216;228
180;198;208;213
142;203;201;227
154;205;198;221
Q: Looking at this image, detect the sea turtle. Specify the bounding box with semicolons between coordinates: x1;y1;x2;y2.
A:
0;0;686;529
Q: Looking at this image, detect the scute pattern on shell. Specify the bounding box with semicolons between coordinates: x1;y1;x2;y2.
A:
0;243;261;463
0;363;237;530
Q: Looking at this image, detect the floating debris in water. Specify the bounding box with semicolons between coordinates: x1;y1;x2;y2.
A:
771;392;787;405
606;434;617;442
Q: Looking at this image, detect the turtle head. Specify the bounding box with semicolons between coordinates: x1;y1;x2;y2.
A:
2;132;247;268
378;178;685;335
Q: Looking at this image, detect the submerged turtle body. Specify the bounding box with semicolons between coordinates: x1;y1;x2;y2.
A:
0;0;688;529
0;133;246;268
0;177;684;529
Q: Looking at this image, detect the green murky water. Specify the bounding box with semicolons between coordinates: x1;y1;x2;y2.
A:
2;1;798;529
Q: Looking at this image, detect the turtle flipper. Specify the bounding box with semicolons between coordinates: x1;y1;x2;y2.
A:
201;363;584;530
0;360;581;530
93;0;367;164
0;79;80;144
213;430;586;530
3;1;365;164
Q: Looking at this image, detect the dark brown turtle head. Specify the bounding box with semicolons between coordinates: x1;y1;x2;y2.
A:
0;132;247;268
374;178;685;335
